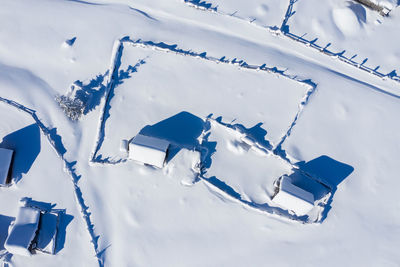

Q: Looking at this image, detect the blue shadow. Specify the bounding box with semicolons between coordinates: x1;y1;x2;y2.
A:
0;124;41;183
139;111;205;162
296;155;354;190
73;74;107;115
0;215;14;250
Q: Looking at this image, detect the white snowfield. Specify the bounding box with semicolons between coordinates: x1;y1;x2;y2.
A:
0;0;399;266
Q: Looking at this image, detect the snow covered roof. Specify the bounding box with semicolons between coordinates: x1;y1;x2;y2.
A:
129;134;170;168
36;212;59;254
0;147;13;186
5;206;41;257
272;176;314;216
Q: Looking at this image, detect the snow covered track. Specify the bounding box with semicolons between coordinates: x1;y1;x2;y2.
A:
0;97;103;267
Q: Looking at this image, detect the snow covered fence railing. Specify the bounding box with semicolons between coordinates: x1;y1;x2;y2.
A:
0;148;14;187
122;37;317;87
88;37;317;166
182;0;400;84
182;0;218;12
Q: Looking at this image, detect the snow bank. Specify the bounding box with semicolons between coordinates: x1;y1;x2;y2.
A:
0;147;13;185
164;148;201;186
4;207;40;257
129;134;170;168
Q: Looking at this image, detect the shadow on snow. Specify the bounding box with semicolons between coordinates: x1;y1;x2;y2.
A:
0;124;41;184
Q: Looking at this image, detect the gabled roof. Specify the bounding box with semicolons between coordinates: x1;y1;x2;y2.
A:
0;147;13;185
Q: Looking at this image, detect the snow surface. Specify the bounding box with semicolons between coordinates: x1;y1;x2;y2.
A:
0;0;400;266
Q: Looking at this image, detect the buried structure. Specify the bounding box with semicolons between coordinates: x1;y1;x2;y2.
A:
272;175;315;216
0;147;14;186
128;134;170;168
4;205;63;256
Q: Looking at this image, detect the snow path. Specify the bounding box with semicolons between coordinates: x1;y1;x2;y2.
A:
183;0;400;83
0;97;103;267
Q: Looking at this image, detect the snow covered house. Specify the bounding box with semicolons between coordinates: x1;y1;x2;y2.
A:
129;134;170;168
4;207;41;257
4;206;61;256
272;175;314;216
0;147;14;186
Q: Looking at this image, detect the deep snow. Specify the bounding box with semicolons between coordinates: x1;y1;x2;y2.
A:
0;0;399;266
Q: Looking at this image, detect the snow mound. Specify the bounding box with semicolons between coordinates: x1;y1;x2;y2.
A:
164;149;201;186
332;5;363;36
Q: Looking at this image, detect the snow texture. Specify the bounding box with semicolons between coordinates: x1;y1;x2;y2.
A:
129;134;170;168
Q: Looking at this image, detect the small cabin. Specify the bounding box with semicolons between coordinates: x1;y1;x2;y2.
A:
0;147;14;186
272;175;314;216
5;206;61;256
5;207;41;257
129;134;170;168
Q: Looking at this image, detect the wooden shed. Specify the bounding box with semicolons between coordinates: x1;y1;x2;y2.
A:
272;175;314;216
129;134;170;168
0;147;13;186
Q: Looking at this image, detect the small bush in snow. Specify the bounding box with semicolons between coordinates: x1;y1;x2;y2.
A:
55;95;85;121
